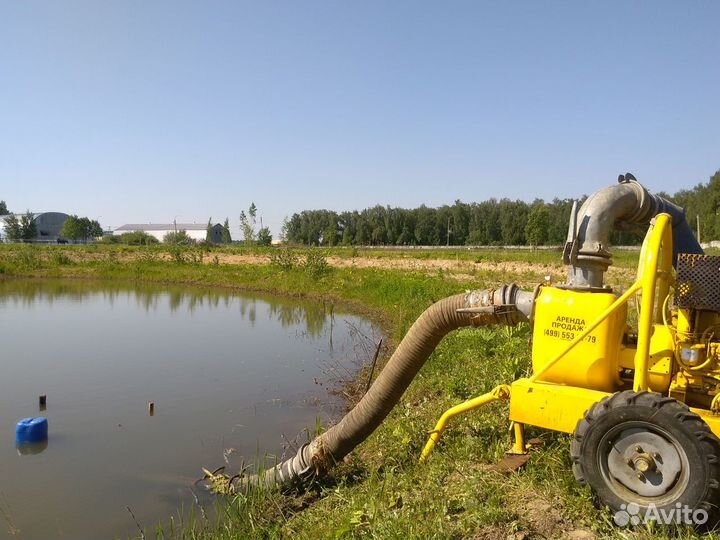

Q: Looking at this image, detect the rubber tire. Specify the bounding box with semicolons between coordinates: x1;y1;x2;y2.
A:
571;390;720;521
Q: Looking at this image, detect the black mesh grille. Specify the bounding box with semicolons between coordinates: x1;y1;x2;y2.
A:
676;254;720;312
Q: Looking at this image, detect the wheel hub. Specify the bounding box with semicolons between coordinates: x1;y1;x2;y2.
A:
630;448;657;474
606;427;684;498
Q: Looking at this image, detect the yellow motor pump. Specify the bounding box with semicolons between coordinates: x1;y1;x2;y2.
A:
248;176;720;529
420;176;720;525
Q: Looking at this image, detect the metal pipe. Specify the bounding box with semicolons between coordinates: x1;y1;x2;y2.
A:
242;284;534;490
566;175;702;288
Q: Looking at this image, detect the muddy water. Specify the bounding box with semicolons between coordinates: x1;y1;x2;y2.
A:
0;280;378;540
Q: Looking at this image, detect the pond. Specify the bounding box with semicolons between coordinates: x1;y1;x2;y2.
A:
0;279;379;540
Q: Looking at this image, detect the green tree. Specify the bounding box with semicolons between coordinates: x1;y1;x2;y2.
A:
60;215;80;240
341;226;352;246
3;214;22;241
77;217;92;242
239;204;257;245
280;217;290;243
467;199;501;245
498;200;529;245
0;201;8;215
20;211;37;241
221;218;232;243
206;218;214;244
525;202;550;246
322;221;338;246
414;205;437;245
257;226;272;246
89;220;103;238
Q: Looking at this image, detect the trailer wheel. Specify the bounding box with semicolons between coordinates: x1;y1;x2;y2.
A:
571;390;720;526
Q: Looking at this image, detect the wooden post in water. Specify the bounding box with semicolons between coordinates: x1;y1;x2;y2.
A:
365;339;383;393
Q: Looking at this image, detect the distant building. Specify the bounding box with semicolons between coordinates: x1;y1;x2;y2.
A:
0;212;70;242
114;223;226;243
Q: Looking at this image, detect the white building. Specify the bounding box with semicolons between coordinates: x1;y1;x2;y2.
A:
114;223;226;243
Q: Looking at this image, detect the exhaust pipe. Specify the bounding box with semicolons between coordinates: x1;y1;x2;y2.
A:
564;174;702;289
243;284;534;489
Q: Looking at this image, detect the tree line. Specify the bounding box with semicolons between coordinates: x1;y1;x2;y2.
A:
283;170;720;246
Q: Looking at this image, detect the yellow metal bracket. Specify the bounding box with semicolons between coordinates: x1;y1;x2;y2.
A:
419;384;511;463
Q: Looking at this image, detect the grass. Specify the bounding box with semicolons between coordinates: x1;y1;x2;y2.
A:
0;243;715;539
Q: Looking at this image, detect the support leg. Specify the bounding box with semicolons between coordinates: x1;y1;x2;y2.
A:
419;384;511;463
508;422;527;455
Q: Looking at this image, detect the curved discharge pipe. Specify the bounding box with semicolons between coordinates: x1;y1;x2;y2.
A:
243;284;534;489
566;175;703;288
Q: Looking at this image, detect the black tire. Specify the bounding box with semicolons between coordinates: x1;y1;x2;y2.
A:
571;390;720;525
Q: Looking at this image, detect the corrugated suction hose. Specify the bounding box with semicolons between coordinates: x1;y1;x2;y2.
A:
242;284;533;490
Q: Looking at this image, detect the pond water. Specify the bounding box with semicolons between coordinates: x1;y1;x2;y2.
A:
0;279;378;540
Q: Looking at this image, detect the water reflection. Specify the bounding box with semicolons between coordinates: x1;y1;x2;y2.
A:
0;279;335;338
0;278;379;540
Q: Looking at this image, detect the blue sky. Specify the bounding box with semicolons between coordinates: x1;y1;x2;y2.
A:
1;1;718;236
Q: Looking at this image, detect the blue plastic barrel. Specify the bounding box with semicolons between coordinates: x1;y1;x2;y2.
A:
16;417;48;444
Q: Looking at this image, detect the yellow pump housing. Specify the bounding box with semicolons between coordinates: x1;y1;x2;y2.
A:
532;287;626;392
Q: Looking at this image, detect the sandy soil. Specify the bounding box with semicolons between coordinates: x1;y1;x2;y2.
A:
59;248;635;286
209;252;635;284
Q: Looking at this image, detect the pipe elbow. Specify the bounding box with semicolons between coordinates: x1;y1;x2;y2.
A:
568;176;701;288
575;181;654;267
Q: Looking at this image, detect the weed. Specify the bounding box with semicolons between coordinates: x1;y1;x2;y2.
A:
8;245;43;271
168;245;186;264
268;248;298;271
51;251;72;266
304;250;330;279
167;246;204;265
189;247;204;265
139;249;160;264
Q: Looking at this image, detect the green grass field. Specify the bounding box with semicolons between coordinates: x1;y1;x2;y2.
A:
0;243;714;539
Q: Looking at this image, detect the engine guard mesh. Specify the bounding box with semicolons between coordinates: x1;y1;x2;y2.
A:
676;253;720;312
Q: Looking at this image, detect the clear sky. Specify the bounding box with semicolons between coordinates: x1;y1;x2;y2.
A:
1;1;718;237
